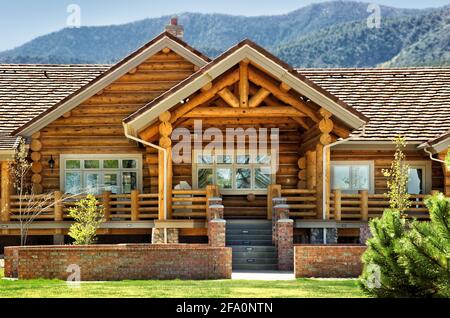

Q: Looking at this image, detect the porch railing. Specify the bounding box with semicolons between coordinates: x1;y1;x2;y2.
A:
4;188;212;223
330;190;430;221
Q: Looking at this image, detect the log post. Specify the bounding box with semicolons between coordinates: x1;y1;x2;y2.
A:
131;189;140;221
297;157;306;189
239;60;249;108
54;191;63;222
1;161;11;223
102;191;111;221
267;184;282;220
316;108;334;220
158;111;173;220
306;150;316;190
360;190;369;221
333;189;342;221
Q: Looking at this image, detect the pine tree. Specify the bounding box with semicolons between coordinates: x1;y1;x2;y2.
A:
358;210;428;297
398;193;450;297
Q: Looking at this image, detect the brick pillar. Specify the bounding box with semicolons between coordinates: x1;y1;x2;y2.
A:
152;228;179;244
208;219;226;247
277;218;294;271
208;203;224;220
272;198;287;245
359;223;372;245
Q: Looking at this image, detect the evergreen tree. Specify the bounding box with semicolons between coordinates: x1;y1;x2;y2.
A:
358;210;428;297
398;193;450;297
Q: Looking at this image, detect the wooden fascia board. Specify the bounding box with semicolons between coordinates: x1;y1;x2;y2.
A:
17;37;209;137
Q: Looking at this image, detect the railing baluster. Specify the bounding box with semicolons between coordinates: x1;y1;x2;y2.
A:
131;189;139;221
102;191;111;221
333;189;342;221
360;190;369;221
54;191;63;222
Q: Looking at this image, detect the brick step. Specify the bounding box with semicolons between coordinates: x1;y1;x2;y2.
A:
232;264;279;271
232;257;278;265
227;239;273;246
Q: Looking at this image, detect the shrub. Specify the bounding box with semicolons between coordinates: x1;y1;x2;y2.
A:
68;194;105;245
398;193;450;297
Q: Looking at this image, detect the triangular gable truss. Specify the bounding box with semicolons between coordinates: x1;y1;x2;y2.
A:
124;40;368;140
13;32;210;137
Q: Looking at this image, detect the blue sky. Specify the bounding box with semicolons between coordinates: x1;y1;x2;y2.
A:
0;0;449;51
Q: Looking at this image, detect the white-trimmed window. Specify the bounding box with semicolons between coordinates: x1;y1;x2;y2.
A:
60;155;142;195
331;161;374;194
407;162;432;195
192;150;274;194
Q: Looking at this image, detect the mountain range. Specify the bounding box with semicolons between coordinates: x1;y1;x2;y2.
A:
0;1;449;68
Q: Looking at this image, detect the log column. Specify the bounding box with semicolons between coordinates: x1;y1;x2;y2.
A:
30;132;43;194
158;111;173;220
316;108;334;220
1;161;11;223
297;157;306;189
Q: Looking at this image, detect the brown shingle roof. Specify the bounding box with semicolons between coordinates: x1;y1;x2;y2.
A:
0;64;110;149
298;68;450;143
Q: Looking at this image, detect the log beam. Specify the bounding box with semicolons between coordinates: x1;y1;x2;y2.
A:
248;67;321;122
217;88;239;108
183;106;306;118
249;88;270;108
239;61;249;107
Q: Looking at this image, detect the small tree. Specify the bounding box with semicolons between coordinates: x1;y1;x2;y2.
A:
382;136;411;215
445;149;450;167
358;210;428;297
397;193;450;297
68;194;105;245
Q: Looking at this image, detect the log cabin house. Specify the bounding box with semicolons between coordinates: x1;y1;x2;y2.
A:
0;19;449;269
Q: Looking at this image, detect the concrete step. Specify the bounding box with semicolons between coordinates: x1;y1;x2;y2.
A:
226;220;272;230
233;257;278;265
230;245;277;253
227;239;273;246
226;234;272;241
233;263;279;271
232;251;278;258
226;229;272;236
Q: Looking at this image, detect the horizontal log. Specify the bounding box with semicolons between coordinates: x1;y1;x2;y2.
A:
183;107;306;118
118;70;194;82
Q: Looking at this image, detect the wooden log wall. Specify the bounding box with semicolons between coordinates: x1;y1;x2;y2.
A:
37;50;197;193
331;149;445;194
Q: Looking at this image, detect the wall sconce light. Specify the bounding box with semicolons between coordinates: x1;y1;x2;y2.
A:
48;155;55;174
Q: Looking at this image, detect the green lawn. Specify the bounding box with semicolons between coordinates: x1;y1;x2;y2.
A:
0;268;365;298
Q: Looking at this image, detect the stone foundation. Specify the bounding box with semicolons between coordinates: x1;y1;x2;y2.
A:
152;228;179;244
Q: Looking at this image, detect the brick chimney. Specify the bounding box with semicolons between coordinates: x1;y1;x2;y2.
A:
165;16;184;39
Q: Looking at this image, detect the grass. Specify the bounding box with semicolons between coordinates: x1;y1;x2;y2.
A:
0;269;365;298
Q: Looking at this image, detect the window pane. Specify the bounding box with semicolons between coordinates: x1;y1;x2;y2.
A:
256;155;271;164
122;160;137;169
197;155;213;164
65;172;81;194
84;160;100;169
351;166;369;190
408;168;423;194
104;173;119;194
236;155;250;164
66;160;81;169
216;155;232;164
332;166;351;190
104;160;119;169
86;173;100;195
255;168;271;189
236;168;251;189
198;169;213;188
122;172;137;194
216;168;232;189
